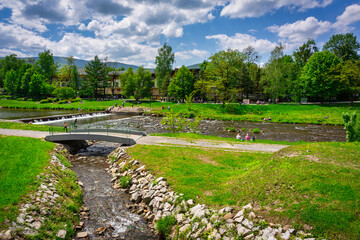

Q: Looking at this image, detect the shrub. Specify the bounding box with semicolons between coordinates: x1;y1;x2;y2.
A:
224;127;236;132
342;111;360;142
161;112;188;133
188;116;203;133
119;176;132;188
39;98;54;104
155;215;177;238
58;100;68;104
71;97;82;103
241;127;247;132
52;87;76;100
252;128;261;134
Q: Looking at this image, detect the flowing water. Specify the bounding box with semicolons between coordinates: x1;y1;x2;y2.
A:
70;142;158;240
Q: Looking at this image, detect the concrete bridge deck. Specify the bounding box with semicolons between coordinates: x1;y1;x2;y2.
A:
44;129;146;146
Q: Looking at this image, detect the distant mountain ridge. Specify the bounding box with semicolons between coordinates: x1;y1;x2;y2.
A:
17;56;140;70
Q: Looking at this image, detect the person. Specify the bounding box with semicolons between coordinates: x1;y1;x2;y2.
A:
236;133;241;140
251;136;255;141
115;102;117;107
264;118;268;121
168;106;171;111
74;119;78;128
268;116;272;121
162;105;164;109
63;122;68;132
245;133;250;141
131;102;134;108
122;101;125;108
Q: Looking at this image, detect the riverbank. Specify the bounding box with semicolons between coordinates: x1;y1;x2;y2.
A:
1;99;358;125
125;141;360;239
0;136;82;239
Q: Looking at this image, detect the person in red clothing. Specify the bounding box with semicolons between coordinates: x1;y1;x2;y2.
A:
245;133;250;141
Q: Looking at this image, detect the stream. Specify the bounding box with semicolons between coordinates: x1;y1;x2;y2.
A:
70;142;158;240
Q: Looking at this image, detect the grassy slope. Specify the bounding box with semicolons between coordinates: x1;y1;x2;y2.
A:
1;99;359;125
0;121;63;132
0;135;54;223
127;142;360;239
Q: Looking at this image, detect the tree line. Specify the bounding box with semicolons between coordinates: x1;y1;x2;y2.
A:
1;33;359;103
154;33;360;104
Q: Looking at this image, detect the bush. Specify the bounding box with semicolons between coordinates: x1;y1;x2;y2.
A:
342;111;360;142
241;127;247;132
252;128;261;134
39;98;54;104
52;87;76;100
224;127;236;132
119;176;132;188
71;97;82;103
58;100;68;104
155;215;177;238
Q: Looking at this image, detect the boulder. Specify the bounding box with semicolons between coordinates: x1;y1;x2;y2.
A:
56;230;67;239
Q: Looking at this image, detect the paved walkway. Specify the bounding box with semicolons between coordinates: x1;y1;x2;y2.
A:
0;129;287;152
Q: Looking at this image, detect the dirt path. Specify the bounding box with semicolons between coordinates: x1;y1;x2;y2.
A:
0;129;287;152
136;136;287;152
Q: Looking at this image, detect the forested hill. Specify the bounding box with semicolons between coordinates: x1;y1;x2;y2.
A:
18;56;140;70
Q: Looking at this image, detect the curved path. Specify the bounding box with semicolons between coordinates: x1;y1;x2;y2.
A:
0;129;287;152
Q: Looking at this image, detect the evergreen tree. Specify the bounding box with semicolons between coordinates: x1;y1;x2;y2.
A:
85;55;106;98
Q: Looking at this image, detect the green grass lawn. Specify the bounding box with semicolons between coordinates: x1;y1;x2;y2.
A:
0;136;54;223
1;99;359;125
127;141;360;239
0;121;63;132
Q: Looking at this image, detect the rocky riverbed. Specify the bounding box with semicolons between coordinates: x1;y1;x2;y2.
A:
107;147;316;240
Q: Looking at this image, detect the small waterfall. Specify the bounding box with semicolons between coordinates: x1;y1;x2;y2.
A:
33;113;112;125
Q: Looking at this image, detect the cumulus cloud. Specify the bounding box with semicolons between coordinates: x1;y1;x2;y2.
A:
206;33;277;54
268;17;331;43
175;49;209;60
333;4;360;33
221;0;333;18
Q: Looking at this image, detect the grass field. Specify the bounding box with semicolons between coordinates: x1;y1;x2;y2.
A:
0;121;63;132
0;136;54;223
127;141;360;239
1;99;359;125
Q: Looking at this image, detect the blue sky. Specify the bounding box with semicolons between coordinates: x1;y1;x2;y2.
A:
0;0;359;68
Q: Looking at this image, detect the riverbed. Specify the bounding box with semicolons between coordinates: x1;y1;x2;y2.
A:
70;142;158;240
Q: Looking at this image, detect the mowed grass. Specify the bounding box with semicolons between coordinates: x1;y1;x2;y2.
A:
1;99;359;125
127;142;360;239
0;121;63;132
0;135;54;223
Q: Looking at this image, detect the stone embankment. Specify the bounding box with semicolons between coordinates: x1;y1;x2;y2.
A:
0;145;83;240
108;148;315;240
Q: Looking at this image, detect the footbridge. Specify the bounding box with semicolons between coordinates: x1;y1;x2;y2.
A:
45;128;146;152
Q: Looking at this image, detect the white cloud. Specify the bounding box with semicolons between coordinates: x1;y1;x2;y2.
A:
206;33;277;54
221;0;333;18
268;17;331;43
175;49;210;60
333;4;360;33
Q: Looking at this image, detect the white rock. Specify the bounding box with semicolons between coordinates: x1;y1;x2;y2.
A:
179;224;191;233
234;216;244;223
56;230;67;239
242;219;254;229
234;209;244;218
175;214;184;223
3;230;11;240
236;225;251;236
186;199;194;205
242;203;252;210
281;230;291;240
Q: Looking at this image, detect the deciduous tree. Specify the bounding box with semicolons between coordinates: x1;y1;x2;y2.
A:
323;33;360;61
168;66;195;100
155;43;175;97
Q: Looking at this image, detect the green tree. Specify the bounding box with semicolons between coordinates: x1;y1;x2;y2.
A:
85;55;106;98
121;68;135;98
342;112;360;142
4;69;17;95
293;39;318;68
323;33;360;61
21;67;36;97
133;66;153;101
37;50;57;83
155;43;175;97
58;64;72;86
339;60;360;103
168;66;195;100
52;87;76;100
249;64;262;99
29;73;45;99
205;49;246;104
0;54;24;88
15;63;32;97
300;51;341;102
69;65;80;91
242;46;260;64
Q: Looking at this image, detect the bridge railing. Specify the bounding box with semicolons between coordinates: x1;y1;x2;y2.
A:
48;125;146;137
